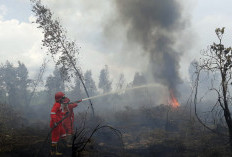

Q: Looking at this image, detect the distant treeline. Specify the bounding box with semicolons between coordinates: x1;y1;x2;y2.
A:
0;61;153;121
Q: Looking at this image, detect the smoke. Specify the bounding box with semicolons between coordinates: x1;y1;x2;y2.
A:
104;0;188;94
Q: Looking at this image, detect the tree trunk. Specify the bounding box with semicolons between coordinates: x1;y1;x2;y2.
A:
224;108;232;151
221;73;232;152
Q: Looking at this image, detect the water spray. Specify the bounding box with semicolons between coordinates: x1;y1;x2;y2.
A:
71;83;161;104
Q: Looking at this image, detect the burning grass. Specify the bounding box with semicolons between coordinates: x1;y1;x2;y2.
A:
169;89;180;108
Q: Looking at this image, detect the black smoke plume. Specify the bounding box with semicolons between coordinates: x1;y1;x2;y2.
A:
107;0;187;94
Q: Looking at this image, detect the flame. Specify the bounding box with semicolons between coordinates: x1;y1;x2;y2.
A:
169;90;180;108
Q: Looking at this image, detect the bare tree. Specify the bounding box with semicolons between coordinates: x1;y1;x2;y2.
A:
72;116;123;157
28;59;47;106
194;27;232;149
116;73;126;90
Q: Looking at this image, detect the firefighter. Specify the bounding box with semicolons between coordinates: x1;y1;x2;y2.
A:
62;97;78;147
50;91;67;156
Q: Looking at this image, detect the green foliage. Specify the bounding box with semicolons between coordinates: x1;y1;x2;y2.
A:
0;61;30;107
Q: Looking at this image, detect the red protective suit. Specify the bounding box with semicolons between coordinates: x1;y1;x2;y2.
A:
62;103;78;135
50;102;66;144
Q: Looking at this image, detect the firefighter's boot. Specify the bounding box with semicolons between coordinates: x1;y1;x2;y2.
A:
66;135;72;148
51;143;63;156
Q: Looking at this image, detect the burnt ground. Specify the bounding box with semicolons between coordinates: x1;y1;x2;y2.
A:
0;125;229;157
0;105;231;157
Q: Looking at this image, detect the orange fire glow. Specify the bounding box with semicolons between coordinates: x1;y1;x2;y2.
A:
169;90;180;108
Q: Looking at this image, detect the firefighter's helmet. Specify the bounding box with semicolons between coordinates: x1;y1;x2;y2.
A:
55;92;65;102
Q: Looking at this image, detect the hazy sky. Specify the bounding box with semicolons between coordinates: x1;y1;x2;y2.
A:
0;0;232;85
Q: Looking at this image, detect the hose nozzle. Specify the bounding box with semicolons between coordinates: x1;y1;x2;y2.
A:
75;99;82;103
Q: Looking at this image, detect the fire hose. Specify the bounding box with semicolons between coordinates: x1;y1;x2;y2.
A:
36;84;160;156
